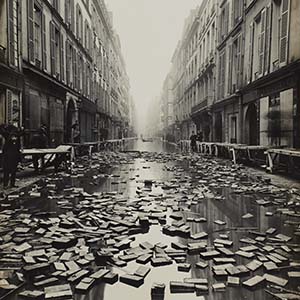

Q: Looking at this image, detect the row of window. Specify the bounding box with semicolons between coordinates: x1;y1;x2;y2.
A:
217;0;289;99
219;0;244;44
174;0;290;119
28;0;117;103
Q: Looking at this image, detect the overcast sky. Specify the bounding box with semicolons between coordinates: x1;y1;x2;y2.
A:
105;0;201;133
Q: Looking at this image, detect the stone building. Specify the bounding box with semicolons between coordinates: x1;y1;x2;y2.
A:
0;0;132;146
170;42;185;142
192;0;217;142
214;0;245;144
162;0;300;148
160;73;175;142
242;0;300;148
0;0;23;147
170;7;199;141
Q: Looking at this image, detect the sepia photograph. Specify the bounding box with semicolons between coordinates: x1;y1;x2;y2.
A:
0;0;300;299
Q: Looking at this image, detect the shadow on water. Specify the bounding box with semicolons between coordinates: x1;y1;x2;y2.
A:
4;140;299;300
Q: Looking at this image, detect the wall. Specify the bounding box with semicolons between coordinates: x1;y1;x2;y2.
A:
289;0;300;63
0;0;7;48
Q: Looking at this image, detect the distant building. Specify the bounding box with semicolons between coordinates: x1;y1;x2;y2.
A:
160;73;174;142
192;0;217;142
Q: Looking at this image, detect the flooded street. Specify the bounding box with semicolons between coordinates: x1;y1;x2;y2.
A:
1;140;300;300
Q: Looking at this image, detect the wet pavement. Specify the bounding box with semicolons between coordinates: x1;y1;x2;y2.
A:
0;140;300;300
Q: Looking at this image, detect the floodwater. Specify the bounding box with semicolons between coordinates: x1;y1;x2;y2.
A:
3;139;300;300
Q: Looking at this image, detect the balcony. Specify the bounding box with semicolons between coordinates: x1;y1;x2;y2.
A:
0;45;6;64
191;98;208;115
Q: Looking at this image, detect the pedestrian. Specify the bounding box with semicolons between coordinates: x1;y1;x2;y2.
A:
2;132;22;189
30;126;49;173
197;131;203;142
71;120;80;143
190;131;197;152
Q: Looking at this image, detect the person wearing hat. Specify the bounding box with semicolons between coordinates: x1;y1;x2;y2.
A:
2;132;22;188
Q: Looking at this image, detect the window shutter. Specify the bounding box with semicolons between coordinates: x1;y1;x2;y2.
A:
237;34;242;88
65;0;69;25
218;52;222;98
76;4;79;38
86;64;90;97
27;0;34;63
77;54;81;90
66;40;70;85
258;8;266;75
218;12;222;43
225;3;229;35
264;5;272;75
232;0;235;26
227;44;232;94
50;21;56;75
73;49;77;90
89;27;92;54
6;90;12;124
60;34;64;81
84;20;87;49
70;0;75;32
279;0;289;65
42;13;47;70
82;61;85;95
223;50;226;97
247;23;254;84
8;0;15;66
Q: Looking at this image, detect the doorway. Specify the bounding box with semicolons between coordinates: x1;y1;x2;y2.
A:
245;103;258;145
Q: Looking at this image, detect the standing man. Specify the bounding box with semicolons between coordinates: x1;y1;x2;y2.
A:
190;131;197;152
2;132;22;188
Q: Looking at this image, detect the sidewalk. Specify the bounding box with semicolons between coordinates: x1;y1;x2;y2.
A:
0;167;54;198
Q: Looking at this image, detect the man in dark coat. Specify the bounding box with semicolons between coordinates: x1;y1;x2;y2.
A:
190;131;198;152
2;132;22;188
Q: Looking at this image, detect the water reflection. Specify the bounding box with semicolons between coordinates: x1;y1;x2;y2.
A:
5;140;299;300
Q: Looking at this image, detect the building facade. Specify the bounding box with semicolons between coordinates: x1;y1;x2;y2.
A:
162;0;300;148
242;0;300;148
0;0;133;147
160;73;175;142
0;0;23;147
192;0;217;142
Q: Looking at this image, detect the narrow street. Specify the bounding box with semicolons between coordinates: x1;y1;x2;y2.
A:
1;140;299;300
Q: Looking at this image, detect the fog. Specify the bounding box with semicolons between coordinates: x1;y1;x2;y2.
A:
106;0;202;134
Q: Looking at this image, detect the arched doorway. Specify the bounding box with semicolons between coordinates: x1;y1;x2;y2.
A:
245;103;258;145
215;112;222;142
66;98;77;143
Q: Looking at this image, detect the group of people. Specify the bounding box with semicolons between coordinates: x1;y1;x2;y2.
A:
0;124;50;189
190;130;203;152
